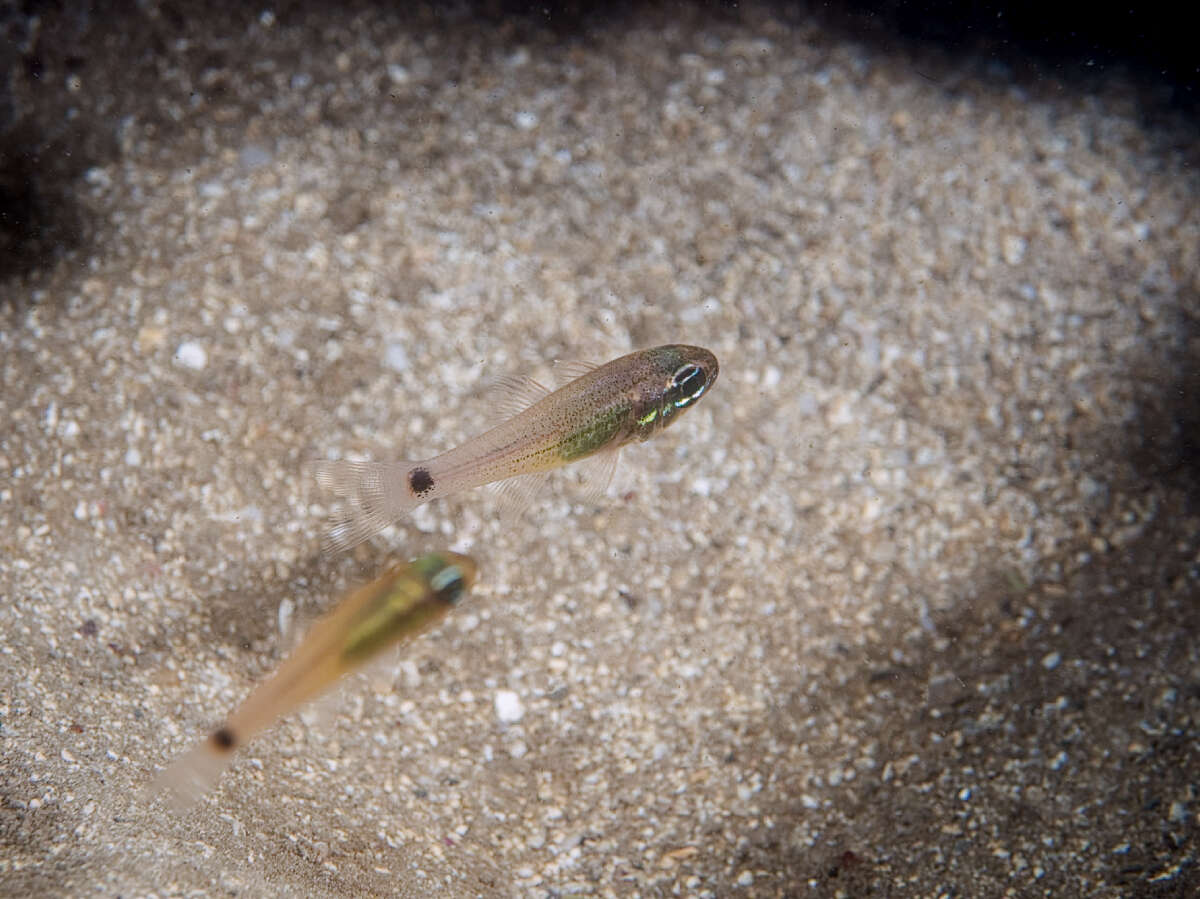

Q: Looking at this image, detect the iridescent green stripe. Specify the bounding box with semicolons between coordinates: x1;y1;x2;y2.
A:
557;403;628;461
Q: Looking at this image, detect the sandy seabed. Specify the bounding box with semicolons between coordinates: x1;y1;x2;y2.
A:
2;3;1198;897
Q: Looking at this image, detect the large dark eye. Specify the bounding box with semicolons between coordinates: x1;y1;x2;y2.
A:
431;565;467;605
670;363;707;406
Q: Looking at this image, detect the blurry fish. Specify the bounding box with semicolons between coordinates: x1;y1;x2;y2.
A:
150;551;477;807
315;344;719;553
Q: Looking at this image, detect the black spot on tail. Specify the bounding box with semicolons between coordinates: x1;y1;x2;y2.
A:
211;727;237;752
409;467;435;496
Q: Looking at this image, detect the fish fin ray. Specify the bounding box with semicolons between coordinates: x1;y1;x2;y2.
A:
309;460;414;555
486;469;551;519
305;674;349;734
567;447;620;505
484;374;553;423
551;359;600;386
146;737;234;811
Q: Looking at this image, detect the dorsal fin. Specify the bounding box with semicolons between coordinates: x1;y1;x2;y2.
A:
484;374;553;423
551;359;600;387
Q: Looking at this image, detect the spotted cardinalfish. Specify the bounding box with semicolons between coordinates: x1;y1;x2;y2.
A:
315;344;719;553
151;551;477;806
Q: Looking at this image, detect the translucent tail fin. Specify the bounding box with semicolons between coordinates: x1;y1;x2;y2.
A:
311;460;414;554
146;738;233;811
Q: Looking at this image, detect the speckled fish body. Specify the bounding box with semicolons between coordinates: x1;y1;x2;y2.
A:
315;344;719;553
151;551;477;806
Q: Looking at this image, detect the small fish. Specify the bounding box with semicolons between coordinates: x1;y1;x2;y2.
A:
151;551;477;807
315;344;719;553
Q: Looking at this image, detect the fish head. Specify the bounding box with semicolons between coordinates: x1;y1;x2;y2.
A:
418;551;478;606
649;345;719;431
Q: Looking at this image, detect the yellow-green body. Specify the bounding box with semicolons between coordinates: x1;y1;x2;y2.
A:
316;344;719;553
223;552;475;741
151;551;477;806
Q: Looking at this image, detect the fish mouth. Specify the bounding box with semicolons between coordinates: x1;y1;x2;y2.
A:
702;351;719;390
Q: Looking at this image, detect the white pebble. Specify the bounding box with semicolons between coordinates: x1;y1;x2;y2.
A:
514;111;538;130
1041;652;1062;670
495;689;524;723
175;340;207;370
736;870;754;886
385;342;410;372
85;167;112;188
1003;234;1027;265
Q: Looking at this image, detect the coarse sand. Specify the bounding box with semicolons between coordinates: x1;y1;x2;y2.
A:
2;3;1198;896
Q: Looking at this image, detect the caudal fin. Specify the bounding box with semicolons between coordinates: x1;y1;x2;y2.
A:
146;737;234;811
311;460;414;554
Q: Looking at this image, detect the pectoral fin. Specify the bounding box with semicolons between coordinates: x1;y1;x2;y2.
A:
567;446;620;505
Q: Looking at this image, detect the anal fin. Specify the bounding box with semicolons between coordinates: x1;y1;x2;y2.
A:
486;469;552;520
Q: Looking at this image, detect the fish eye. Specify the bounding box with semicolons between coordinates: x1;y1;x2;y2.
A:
431;565;467;605
670;363;707;405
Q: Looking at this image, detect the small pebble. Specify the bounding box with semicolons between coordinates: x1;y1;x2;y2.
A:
174;340;207;370
385;342;410;372
495;690;524;723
